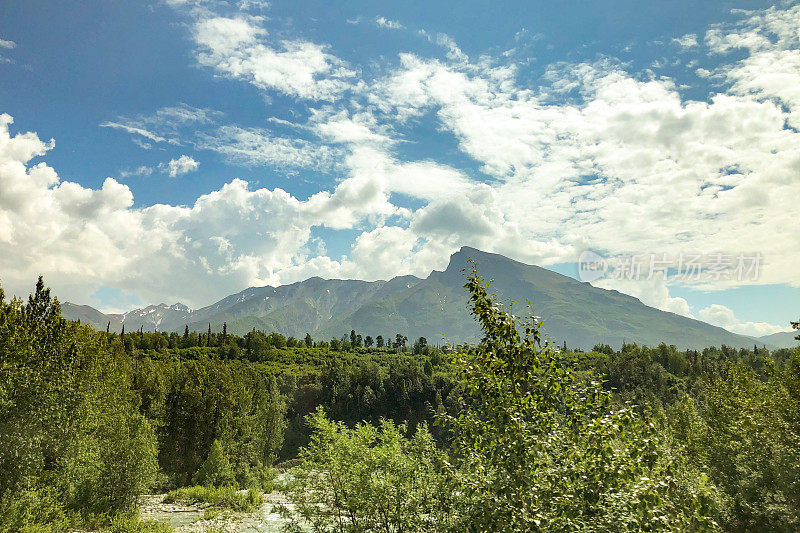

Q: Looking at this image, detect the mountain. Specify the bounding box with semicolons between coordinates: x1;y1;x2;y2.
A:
61;302;122;332
182;275;422;338
60;302;193;333
64;277;421;337
758;330;799;349
316;247;765;350
62;246;769;350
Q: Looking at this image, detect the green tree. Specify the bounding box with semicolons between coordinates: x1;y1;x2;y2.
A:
193;440;236;487
443;263;717;531
0;277;158;527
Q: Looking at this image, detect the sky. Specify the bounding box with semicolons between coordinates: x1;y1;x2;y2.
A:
0;0;798;338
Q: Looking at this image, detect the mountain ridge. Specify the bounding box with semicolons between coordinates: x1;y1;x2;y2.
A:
62;246;774;350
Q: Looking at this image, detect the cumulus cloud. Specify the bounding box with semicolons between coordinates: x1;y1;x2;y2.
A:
0;113;399;307
164;155;199;177
192;15;354;100
118;156;200;179
7;2;800;320
0;38;16;49
698;304;790;337
594;277;693;318
365;28;800;287
673;33;699;49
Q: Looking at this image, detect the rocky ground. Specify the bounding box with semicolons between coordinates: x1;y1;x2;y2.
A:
138;491;297;532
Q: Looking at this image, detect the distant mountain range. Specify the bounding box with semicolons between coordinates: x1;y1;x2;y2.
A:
61;247;794;351
757;330;799;349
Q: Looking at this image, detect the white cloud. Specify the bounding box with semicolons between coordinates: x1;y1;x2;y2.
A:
237;0;270;10
0;113;420;307
101;103;222;146
707;5;800;129
193;16;354;100
164;155;199;177
311;109;396;146
365;32;800;287
197;125;341;170
672;33;698;49
119;166;154;178
100;122;170;144
0;38;16;49
698;304;791;337
6;2;800;321
376;17;403;30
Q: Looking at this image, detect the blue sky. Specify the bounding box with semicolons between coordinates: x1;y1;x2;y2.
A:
0;0;798;337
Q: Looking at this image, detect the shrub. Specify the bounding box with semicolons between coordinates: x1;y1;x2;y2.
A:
0;486;70;533
281;408;457;531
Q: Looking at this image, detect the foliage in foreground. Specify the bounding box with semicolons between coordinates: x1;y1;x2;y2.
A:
280;408;457;532
283;265;719;532
102;510;174;533
0;278;159;532
448;264;718;531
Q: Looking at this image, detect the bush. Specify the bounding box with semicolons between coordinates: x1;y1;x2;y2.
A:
281;407;457;531
164;485;260;512
0;486;71;533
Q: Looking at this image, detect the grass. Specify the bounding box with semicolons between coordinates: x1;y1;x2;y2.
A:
103;511;173;532
163;485;261;513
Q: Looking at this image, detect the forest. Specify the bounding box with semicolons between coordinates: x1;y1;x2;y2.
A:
1;272;799;532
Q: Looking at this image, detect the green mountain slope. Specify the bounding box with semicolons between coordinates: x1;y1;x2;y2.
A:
316;247;767;350
184;275;422;337
62;246;769;350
